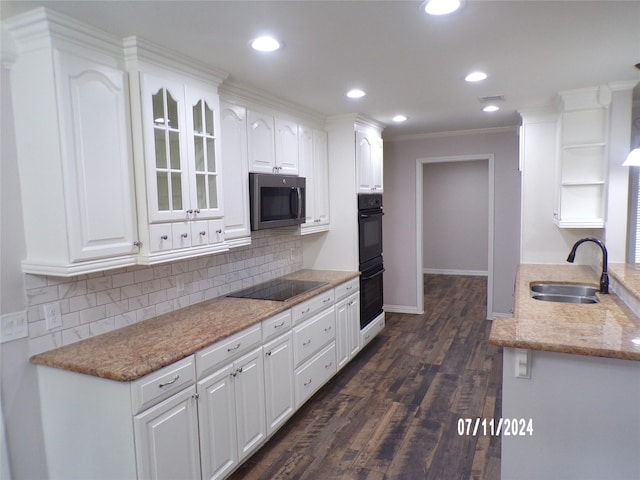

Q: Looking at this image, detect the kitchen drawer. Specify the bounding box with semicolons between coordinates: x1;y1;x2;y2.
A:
361;312;385;349
292;289;334;325
292;306;335;367
262;309;293;343
196;324;262;379
148;223;173;252
334;277;359;302
131;355;196;414
294;342;336;409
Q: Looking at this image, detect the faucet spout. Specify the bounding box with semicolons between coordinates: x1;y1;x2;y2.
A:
566;237;609;294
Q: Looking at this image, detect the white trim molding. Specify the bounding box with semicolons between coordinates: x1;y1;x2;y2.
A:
416;154;495;320
423;268;488;276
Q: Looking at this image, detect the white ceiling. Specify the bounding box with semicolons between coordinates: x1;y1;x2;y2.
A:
2;0;640;137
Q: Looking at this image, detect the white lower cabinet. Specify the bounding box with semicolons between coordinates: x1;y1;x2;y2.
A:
336;292;361;370
197;346;266;480
295;342;337;409
134;385;202;480
35;279;367;480
361;312;385;348
263;332;295;435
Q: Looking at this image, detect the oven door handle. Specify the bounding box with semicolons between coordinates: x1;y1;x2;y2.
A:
359;212;384;219
361;268;385;280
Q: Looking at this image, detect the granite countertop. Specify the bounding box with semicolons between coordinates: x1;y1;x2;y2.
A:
31;269;359;381
489;264;640;361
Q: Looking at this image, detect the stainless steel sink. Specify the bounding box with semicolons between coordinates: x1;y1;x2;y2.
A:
530;283;599;304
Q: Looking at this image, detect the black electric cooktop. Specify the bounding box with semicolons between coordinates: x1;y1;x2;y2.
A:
227;279;328;302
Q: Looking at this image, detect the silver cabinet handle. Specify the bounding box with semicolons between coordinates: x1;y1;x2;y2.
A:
301;307;310;314
194;209;200;214
200;231;206;236
181;233;188;238
160;235;168;240
325;361;332;369
304;378;312;387
274;321;285;328
133;241;142;247
303;339;311;346
227;343;241;352
216;229;223;234
192;393;199;400
323;297;331;303
324;326;332;332
231;367;243;377
187;209;193;214
158;375;179;388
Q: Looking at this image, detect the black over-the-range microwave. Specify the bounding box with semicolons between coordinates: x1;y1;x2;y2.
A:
249;173;306;231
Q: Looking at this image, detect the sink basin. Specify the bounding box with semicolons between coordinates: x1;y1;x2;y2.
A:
530;283;599;304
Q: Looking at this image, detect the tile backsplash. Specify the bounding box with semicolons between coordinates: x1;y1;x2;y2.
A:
26;230;302;355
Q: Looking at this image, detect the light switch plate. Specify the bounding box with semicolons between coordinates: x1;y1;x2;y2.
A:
44;302;62;330
1;311;28;343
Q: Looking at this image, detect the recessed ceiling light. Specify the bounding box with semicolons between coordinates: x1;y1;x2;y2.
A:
465;71;488;82
423;0;461;15
346;89;366;99
483;105;500;113
251;36;281;52
392;115;408;123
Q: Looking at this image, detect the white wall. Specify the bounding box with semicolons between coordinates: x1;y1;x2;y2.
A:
383;129;521;316
423;160;488;274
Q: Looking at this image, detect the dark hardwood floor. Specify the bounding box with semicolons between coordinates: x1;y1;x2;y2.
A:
230;275;503;480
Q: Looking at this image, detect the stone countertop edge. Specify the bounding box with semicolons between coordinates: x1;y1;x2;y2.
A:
489;264;640;362
30;269;360;382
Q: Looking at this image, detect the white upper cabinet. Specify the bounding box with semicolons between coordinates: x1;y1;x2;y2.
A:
247;110;299;174
220;100;251;246
356;126;384;193
274;118;300;174
6;9;140;276
555;86;610;228
139;73;224;223
299;125;330;234
125;37;228;264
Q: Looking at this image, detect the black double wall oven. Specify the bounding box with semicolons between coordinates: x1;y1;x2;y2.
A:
358;193;384;330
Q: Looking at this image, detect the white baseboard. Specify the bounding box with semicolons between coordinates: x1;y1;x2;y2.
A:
423;268;488;277
383;305;424;315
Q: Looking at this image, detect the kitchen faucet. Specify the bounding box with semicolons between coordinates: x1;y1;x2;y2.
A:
566;237;609;294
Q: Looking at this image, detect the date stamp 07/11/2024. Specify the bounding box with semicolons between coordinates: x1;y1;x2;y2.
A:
457;417;534;437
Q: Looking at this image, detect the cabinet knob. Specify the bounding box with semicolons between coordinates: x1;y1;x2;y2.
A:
304;378;312;387
192;393;200;400
181;233;188;238
133;241;142;247
194;209;200;214
216;229;223;234
303;339;311;346
200;231;206;236
187;209;194;214
160;235;168;240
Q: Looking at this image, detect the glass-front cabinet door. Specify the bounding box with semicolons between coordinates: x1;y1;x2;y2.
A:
186;86;223;219
142;74;188;222
141;74;223;223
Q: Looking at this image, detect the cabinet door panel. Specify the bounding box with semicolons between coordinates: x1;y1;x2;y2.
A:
275;118;299;174
313;129;330;224
185;84;224;219
220;102;250;240
134;386;201;480
234;347;267;461
356;130;373;193
247;110;275;173
141;73;189;222
198;364;238;480
264;333;295;435
58;51;138;261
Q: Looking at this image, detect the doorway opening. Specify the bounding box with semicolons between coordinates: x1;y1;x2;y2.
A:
415;154;495;318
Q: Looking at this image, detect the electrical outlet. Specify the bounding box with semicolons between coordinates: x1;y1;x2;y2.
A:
44;302;62;330
1;311;28;343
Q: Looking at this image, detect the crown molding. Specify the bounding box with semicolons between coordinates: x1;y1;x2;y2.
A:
123;36;228;87
385;125;518;142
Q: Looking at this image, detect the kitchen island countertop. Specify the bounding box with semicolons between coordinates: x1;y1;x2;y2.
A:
489;264;640;361
30;269;359;381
